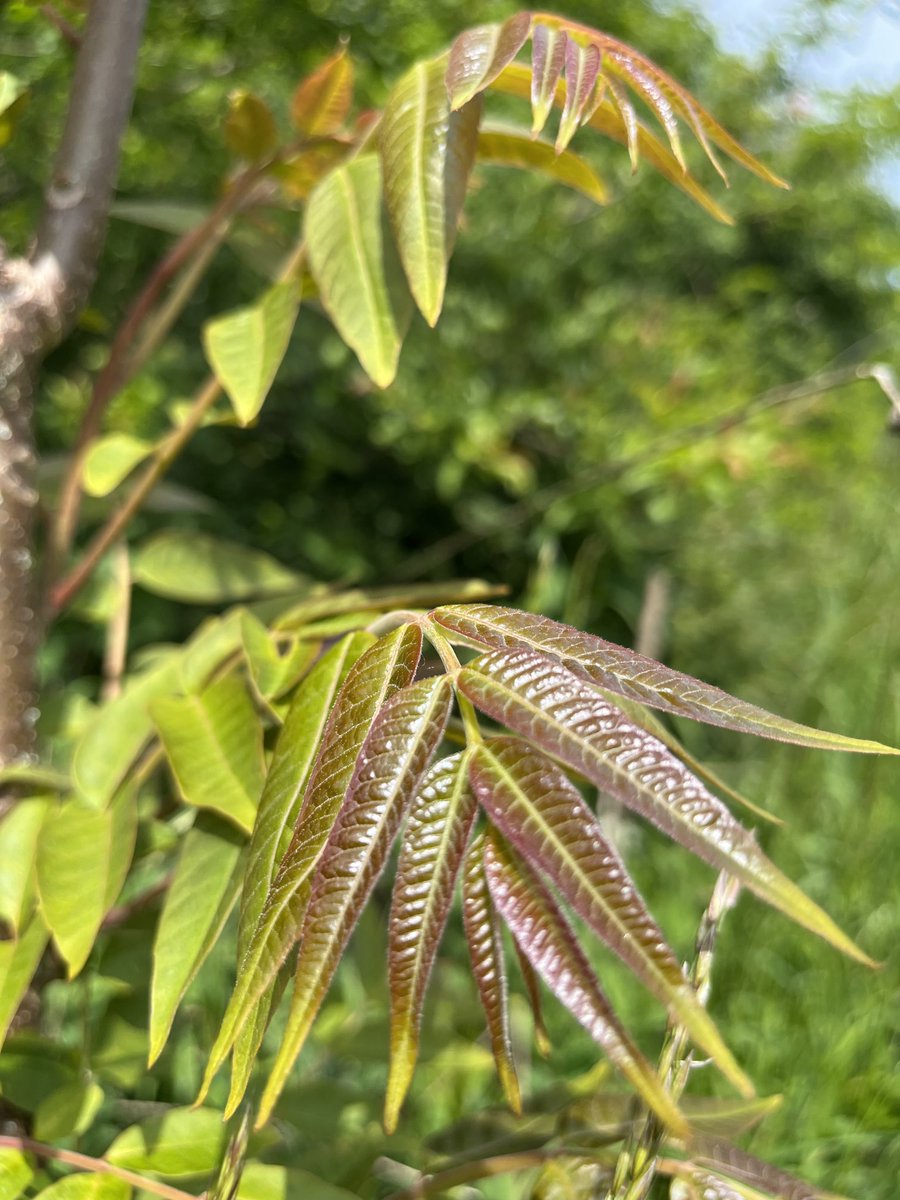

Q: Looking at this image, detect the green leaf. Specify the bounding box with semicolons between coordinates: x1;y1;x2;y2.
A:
179;609;249;693
149;814;245;1064
0;72;27;150
240;612;319;703
274;577;501;631
152;675;265;832
292;48;353;136
203;281;300;425
0;913;49;1046
468;737;752;1096
0;764;69;791
33;1080;104;1142
0;797;50;934
134;530;302;604
445;13;532;111
461;833;521;1114
36;789;137;977
305;154;410;388
385;749;478;1132
224;89;279;161
459;649;874;966
436;603;900;754
105;1107;227;1178
381;55;482;326
82;433;153;497
476;125;608;204
33;1177;129;1200
258;673;452;1124
238;1163;358;1200
483;830;689;1136
0;1149;33;1200
198;623;421;1105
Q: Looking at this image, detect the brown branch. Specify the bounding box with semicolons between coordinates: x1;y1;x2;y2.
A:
385;1148;613;1200
0;1135;201;1200
39;3;81;48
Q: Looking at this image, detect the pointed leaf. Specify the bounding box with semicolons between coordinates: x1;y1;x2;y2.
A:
459;650;874;966
134;530;303;603
477;125;608;203
605;75;640;172
152;675;265;833
512;938;551;1057
240;612;319;703
445;13;532;111
381;55;482;326
305;154;411;388
82;433;153;497
531;23;567;136
0;1149;32;1200
436;603;900;755
34;1079;104;1141
673;1137;847;1200
557;39;600;152
34;1178;129;1200
275;577;501;631
385;749;478;1131
0;912;48;1046
257;674;452;1124
36;789;137;977
203;281;300;426
0;797;50;934
198;624;421;1103
149;813;245;1064
292;48;353;136
483;831;688;1135
105;1107;227;1178
462;834;521;1114
469;737;751;1094
224;89;278;161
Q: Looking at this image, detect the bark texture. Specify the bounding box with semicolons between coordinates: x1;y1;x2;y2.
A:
0;0;149;768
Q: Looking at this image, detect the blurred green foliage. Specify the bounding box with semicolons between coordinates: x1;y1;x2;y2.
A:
1;0;898;1196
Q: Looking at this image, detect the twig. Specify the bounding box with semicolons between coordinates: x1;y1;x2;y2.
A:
0;1135;202;1200
101;541;131;702
384;1148;614;1200
634;568;671;661
39;3;81;47
101;873;172;931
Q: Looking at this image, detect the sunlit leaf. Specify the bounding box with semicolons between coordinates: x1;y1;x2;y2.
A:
446;13;532;111
461;834;521;1114
149;814;245;1064
305;154;411;388
0;72;27;150
0;797;50;934
512;937;551;1057
292;48;353;136
258;674;451;1125
199;624;421;1104
468;737;751;1094
385;749;478;1131
459;649;874;966
483;830;688;1135
0;1148;33;1200
224;89;279;161
381;55;482;325
557;37;601;152
477;125;608;204
152;675;266;833
275;577;501;631
669;1137;848;1200
436;603;900;754
82;433;153;497
33;1177;129;1200
240;612;319;704
203;281;300;425
530;22;567;136
0;912;48;1046
36;789;137;977
33;1079;104;1141
134;530;303;604
105;1107;227;1178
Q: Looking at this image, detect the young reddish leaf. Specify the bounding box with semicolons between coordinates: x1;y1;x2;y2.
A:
459;650;875;967
257;674;452;1125
673;1136;847;1199
435;603;900;755
385;750;479;1131
445;12;532;111
381;55;482;326
530;22;567;137
477;125;609;204
490;63;734;224
292;47;353;137
556;39;600;153
469;738;752;1096
605;75;640;173
224;90;278;162
512;938;551;1058
605;48;685;170
198;624;421;1104
305;155;411;388
483;831;689;1137
462;834;521;1114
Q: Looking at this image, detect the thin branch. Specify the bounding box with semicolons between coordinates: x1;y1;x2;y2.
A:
384;1148;613;1200
101;873;172;930
39;3;82;48
101;541;131;702
0;1135;201;1200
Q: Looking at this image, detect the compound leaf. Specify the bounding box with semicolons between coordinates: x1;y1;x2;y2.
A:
445;13;532;111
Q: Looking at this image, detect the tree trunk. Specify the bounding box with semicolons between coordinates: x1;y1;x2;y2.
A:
0;0;149;777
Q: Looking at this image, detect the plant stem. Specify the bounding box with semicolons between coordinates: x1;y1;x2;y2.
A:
385;1148;614;1200
423;621;483;745
0;1135;202;1200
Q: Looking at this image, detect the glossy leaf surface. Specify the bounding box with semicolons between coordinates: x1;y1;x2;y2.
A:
381;55;482;325
152;675;266;833
257;674;452;1124
385;749;478;1130
292;48;353;136
468;738;750;1093
437;603;899;754
476;126;608;203
483;831;688;1136
203;281;300;425
445;13;532;111
460;649;873;965
530;22;567;136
